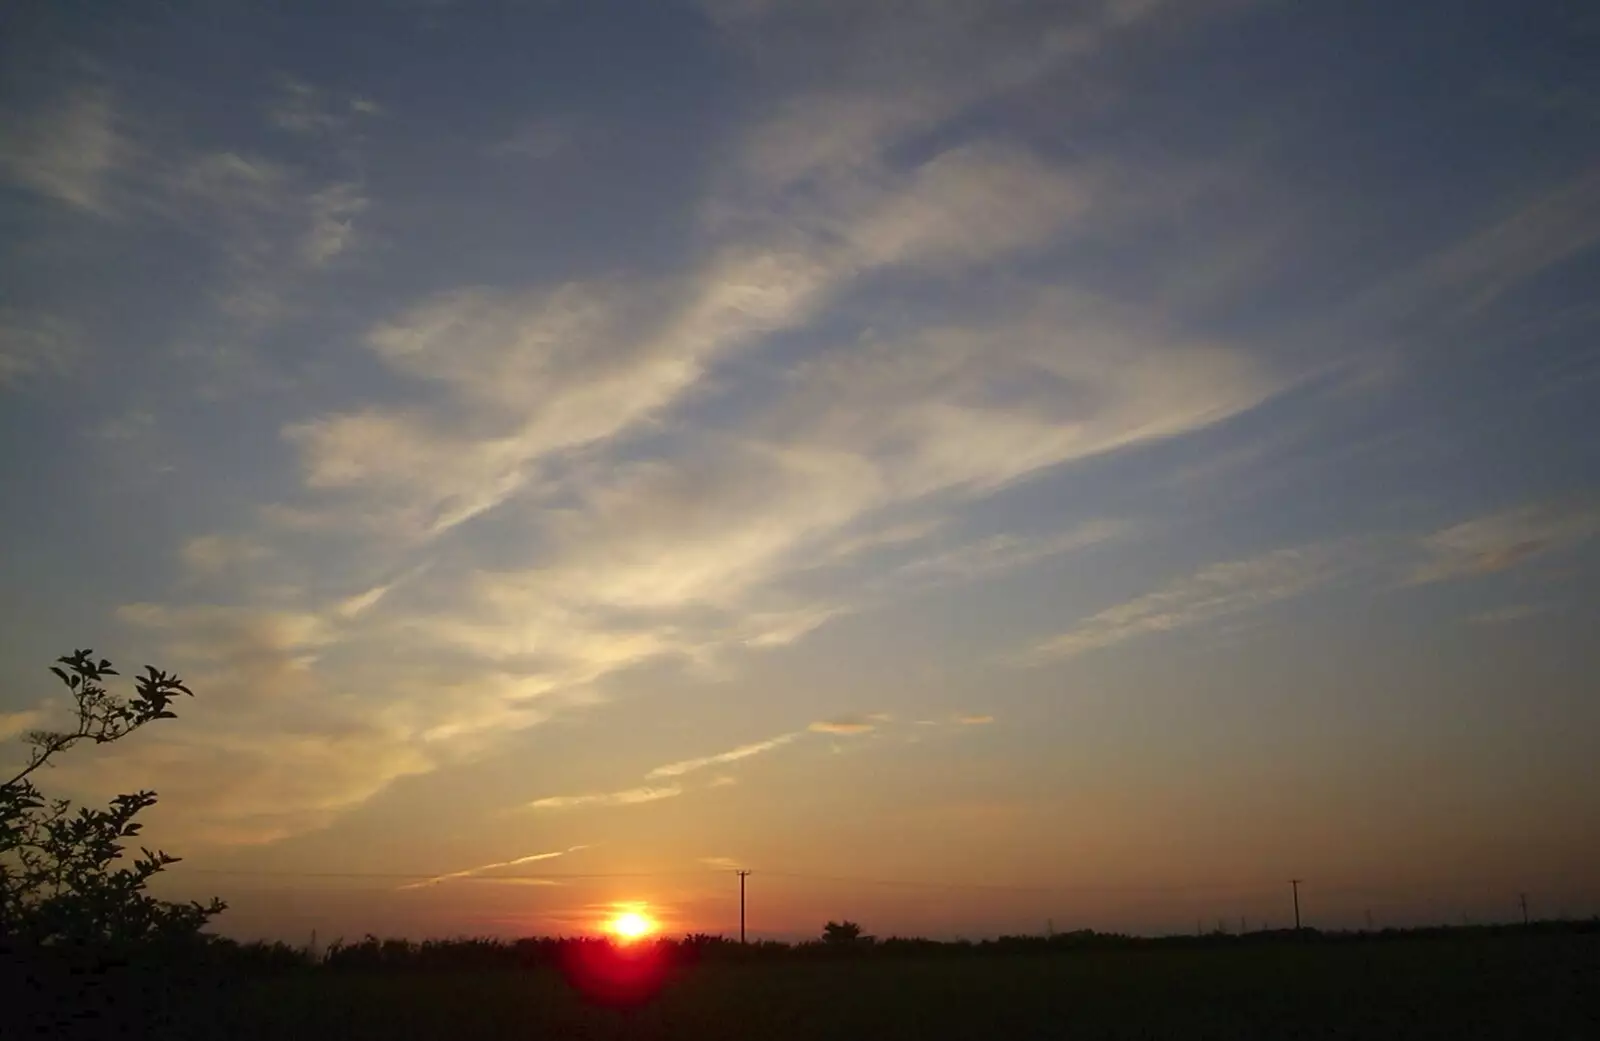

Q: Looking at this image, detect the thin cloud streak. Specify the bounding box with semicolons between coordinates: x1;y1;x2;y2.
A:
1409;170;1600;321
808;714;888;735
396;845;590;890
1468;604;1548;626
527;786;683;811
1024;542;1372;665
1021;501;1595;666
646;733;802;779
530;716;894;816
891;522;1127;585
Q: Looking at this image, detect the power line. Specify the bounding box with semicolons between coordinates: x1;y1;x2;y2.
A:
178;866;1296;893
755;870;1292;895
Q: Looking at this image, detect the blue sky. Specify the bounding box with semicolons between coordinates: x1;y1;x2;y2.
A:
1;0;1597;941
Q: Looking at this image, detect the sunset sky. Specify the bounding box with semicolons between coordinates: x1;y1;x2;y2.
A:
1;0;1597;942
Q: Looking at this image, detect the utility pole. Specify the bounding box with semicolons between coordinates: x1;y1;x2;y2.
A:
1519;892;1529;927
1289;879;1303;931
737;870;751;944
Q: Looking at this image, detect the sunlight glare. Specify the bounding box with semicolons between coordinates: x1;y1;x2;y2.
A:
606;910;657;942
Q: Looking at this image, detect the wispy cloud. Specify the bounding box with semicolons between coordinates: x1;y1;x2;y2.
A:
180;535;268;579
302;182;369;265
527;786;683;811
1468;604;1548;626
1021;500;1597;666
287;142;1119;544
55;712;436;846
1025;542;1370;664
839;142;1087;269
371;292;1273;722
266;76;378;137
1411;170;1600;319
71;78;374;397
0;86;121;213
488;117;572;160
1412;504;1599;584
2;0;1592;869
160;148;369;295
0;707;48;742
710;0;1195;192
218;9;1284;845
71;597;450;843
0;311;79;386
396;845;588;890
117;601;336;662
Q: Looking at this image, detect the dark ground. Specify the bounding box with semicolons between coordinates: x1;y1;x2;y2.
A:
40;933;1600;1040
21;933;1600;1041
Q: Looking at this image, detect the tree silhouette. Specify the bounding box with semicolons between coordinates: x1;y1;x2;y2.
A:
0;650;224;947
821;920;864;946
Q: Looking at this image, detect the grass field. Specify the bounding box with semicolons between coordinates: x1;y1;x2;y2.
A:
159;933;1599;1040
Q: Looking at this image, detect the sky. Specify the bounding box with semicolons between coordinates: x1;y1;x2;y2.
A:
1;0;1597;943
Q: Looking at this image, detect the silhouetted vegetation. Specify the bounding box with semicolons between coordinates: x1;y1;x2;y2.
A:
151;920;1597;1039
177;915;1598;975
1;652;225;1036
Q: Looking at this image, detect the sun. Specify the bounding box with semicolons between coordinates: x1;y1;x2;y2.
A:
606;910;657;943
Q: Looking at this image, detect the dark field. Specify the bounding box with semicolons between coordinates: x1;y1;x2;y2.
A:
157;934;1599;1041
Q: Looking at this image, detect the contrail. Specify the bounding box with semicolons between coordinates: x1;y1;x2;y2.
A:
396;844;589;890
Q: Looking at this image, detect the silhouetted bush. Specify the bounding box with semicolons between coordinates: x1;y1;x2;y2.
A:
1;652;227;1036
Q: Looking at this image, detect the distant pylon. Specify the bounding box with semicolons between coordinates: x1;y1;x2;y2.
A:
738;870;751;944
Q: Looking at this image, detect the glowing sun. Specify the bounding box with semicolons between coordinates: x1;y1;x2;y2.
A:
606;910;657;942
